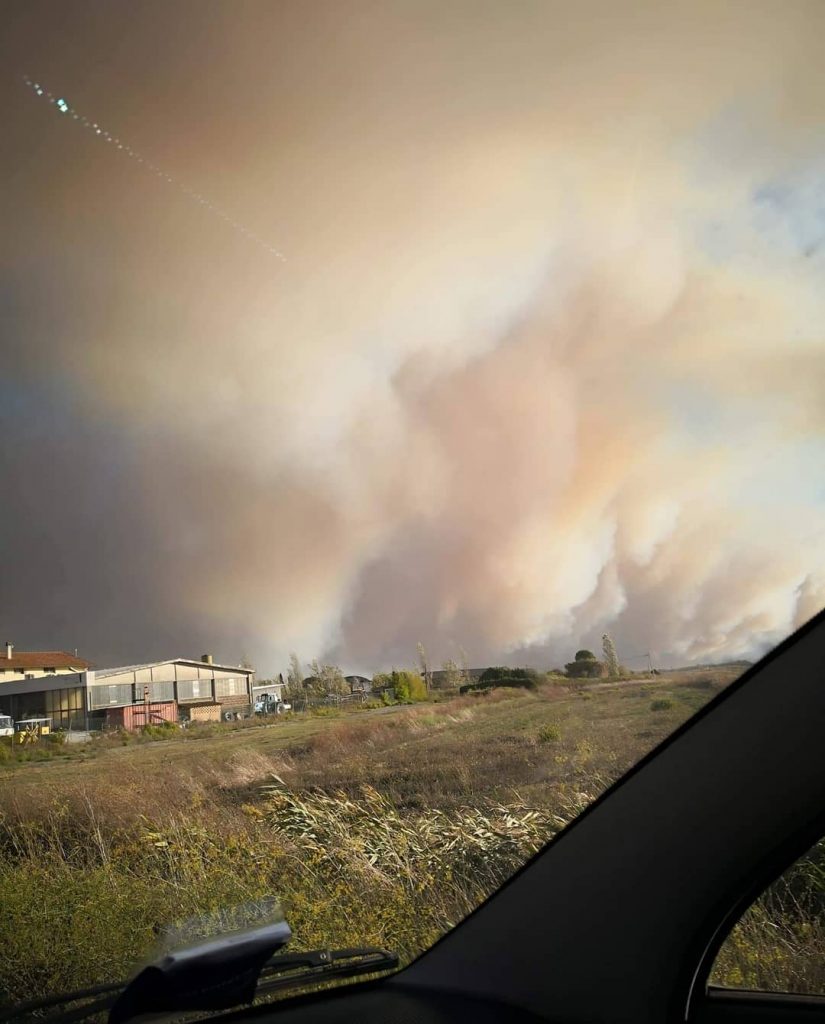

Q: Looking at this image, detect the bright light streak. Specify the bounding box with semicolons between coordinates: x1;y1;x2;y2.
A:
22;74;287;261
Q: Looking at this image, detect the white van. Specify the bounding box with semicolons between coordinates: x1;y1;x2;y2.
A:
0;715;14;738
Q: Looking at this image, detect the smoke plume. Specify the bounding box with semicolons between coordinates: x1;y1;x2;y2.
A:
2;0;823;671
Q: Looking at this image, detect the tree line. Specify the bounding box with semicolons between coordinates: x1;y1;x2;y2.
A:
261;633;632;702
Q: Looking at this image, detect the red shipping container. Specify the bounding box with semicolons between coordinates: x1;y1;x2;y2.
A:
106;702;178;732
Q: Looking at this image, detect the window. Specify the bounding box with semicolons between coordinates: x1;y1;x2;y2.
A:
178;679;213;701
89;683;133;709
149;680;175;703
215;678;239;697
44;687;85;729
712;838;825;995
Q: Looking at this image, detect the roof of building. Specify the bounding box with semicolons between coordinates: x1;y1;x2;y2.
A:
94;657;254;678
0;650;91;671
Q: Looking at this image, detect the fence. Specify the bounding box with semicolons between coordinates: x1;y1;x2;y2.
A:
289;691;369;712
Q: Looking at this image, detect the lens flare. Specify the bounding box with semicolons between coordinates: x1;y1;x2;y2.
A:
22;75;287;261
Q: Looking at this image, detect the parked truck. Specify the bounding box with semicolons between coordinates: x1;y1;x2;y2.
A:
254;693;291;716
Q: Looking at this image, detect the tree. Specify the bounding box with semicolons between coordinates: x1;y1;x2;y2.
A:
306;660;348;696
602;634;620;678
441;658;464;690
372;669;427;702
565;650;603;679
285;653;304;699
240;654;254;671
392;669;428;702
326;665;349;695
417;642;432;693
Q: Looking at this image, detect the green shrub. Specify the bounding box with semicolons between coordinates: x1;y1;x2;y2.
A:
461;668;539;695
479;667;540;685
142;722;179;740
650;699;674;712
538;723;561;743
11;746;54;763
374;670;427;703
564;657;603;679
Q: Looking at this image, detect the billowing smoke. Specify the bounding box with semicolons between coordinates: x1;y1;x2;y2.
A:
2;0;823;671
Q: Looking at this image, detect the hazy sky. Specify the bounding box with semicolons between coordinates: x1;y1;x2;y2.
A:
2;1;823;674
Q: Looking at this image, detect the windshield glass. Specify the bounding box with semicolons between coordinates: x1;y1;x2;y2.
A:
2;0;824;1014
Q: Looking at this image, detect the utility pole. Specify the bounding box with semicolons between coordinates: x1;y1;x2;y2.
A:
625;650;654;676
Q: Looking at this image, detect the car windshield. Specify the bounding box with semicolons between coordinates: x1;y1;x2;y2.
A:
2;0;824;1016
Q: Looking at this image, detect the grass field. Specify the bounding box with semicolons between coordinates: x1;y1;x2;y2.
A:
0;667;817;1007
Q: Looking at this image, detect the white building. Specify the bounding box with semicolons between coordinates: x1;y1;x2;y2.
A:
88;655;255;721
0;652;254;730
0;641;91;682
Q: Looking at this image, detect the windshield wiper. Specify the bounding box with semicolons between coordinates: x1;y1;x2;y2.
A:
1;944;398;1024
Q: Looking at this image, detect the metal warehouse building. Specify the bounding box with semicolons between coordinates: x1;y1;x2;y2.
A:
0;655;255;730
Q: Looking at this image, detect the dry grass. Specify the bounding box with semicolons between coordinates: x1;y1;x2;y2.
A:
4;666;812;1007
